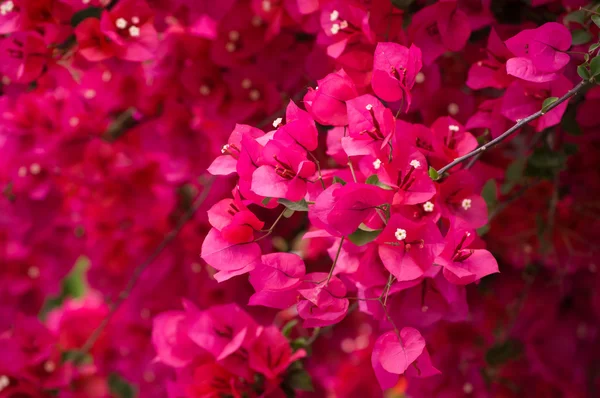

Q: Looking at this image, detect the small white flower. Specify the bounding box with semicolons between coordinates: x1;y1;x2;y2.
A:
225;42;236;52
339;20;348;29
409;159;421;169
251;15;262;27
272;117;283;128
463;383;473;394
221;144;230;154
1;1;14;15
373;158;382;170
461;198;472;210
199;85;211;96
241;78;252;89
44;361;56;373
394;228;407;241
365;104;373;111
423;201;434;212
421;305;429;312
330;10;339;21
27;266;40;279
69;116;80;127
330;23;340;34
84;89;96;99
449;124;460;132
29;163;41;175
102;71;112;82
249;89;261;101
447;102;459;116
0;375;9;391
17;166;27;177
129;25;140;37
262;0;271;12
115;17;128;29
131;16;140;24
228;30;240;41
415;72;425;84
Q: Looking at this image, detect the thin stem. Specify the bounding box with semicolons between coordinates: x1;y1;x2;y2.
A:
308;151;326;190
348;160;358;183
436;80;589;176
253;209;287;242
326;237;345;285
76;176;215;360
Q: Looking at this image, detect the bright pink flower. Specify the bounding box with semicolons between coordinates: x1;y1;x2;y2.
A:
152;310;204;368
100;0;159;62
250;140;316;201
466;28;513;90
297;273;349;328
273;100;319;151
200;228;261;282
249;252;305;292
249;326;306;380
187;303;259;361
438;170;488;229
371;328;439;390
208;124;265;176
376;214;444;281
501;75;573;132
466;98;510;139
207;190;264;244
75;17;117;62
0;31;48;83
430;117;478;167
436;223;499;285
409;1;471;65
505;22;571;82
318;1;374;59
371;43;422;108
303;69;358;126
342;94;395;158
310;182;389;237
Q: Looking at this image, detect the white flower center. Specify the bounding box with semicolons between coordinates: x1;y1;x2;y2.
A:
17;166;27;177
339;20;348;29
415;72;425;84
330;23;340;34
221;144;230;154
262;0;271;11
115;17;128;29
463;383;473;394
330;10;339;21
225;42;236;52
27;266;40;279
272;117;283;128
199;85;210;96
228;30;240;41
421;305;429;312
69;116;80;127
409;159;421;169
373;158;382;170
84;89;96;99
131;16;140;24
249;89;261;101
83;0;91;3
102;71;112;82
461;198;472;210
29;163;41;175
394;228;407;241
44;361;56;373
241;78;252;89
0;1;15;15
423;201;434;212
0;375;9;391
447;103;459;116
365;103;373;111
449;124;460;132
129;26;140;37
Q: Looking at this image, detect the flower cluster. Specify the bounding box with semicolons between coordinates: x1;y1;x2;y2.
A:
1;0;600;397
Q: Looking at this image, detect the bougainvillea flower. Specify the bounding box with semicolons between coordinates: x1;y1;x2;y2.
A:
208;124;265;176
207;190;264;244
437;170;488;228
435;222;499;285
371;42;422;108
430;117;478;167
249;326;306;380
466;28;512;90
0;31;48;83
303;68;358;126
376;214;444;281
297;273;349;328
200;228;261;281
249;252;306;292
273;100;319;151
371;328;439;390
250;140;316;201
505;22;571;82
152;310;204;368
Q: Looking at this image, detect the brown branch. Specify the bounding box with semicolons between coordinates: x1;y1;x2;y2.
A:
436;80;589;176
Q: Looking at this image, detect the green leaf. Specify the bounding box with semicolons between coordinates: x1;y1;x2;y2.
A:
71;7;103;27
501;159;526;194
262;197;272;206
561;105;583;135
577;65;591;80
283;208;295;218
481;179;498;213
541;97;559;114
332;176;347;185
281;319;298;338
428;166;439;181
525;146;568;180
592;15;600;28
563;10;586;25
285;370;314;392
347;228;381;246
590;56;600;77
365;175;393;190
279;198;309;212
62;257;90;298
572;29;592;46
485;339;523;366
108;373;137;398
590;43;600;53
290;337;309;352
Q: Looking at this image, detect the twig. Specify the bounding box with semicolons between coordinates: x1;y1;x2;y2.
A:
436;80;589;176
326;237;345;284
75;176;215;359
